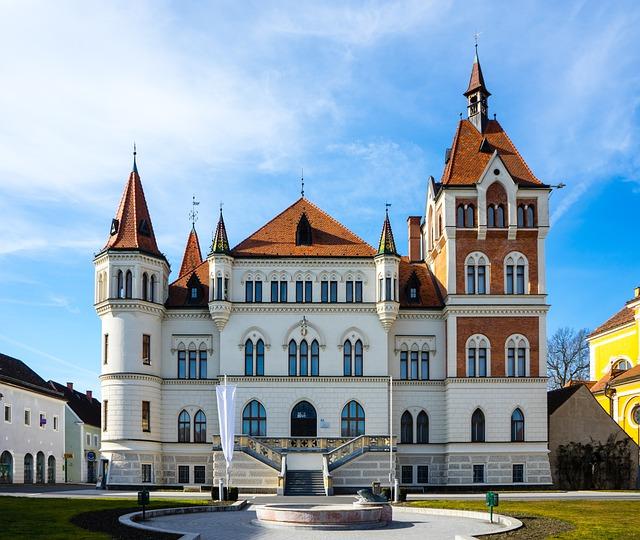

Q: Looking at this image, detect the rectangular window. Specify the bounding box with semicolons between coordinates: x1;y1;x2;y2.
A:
355;281;363;302
467;266;476;294
94;435;98;447
400;351;408;380
199;350;208;379
142;401;150;432
216;276;223;300
280;281;288;302
516;265;525;294
330;281;338;302
271;281;278;302
477;265;486;294
296;281;303;303
194;465;206;484
39;412;46;429
467;348;476;377
178;465;190;484
421;351;429;380
141;463;152;483
517;348;526;377
401;465;413;484
224;278;229;300
142;334;151;365
255;281;262;302
188;350;197;379
24;409;31;426
473;464;485;483
346;280;353;302
321;280;328;302
506;265;514;294
103;334;109;364
53;416;58;431
410;351;419;380
102;401;107;432
507;348;515;377
478;348;487;377
512;464;524;483
385;277;392;300
178;350;186;378
86;433;91;446
305;280;313;302
245;280;253;302
417;465;429;484
4;405;11;423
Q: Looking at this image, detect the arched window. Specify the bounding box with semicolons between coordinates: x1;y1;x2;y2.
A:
457;205;465;227
517;205;525;227
506;335;529;377
178;410;190;442
244;340;254;376
0;451;13;484
36;452;45;483
526;205;535;228
614;359;632;371
117;270;124;298
421;347;430;380
296;213;313;245
505;252;528;294
47;455;56;483
354;340;363;376
288;340;297;376
341;401;365;437
487;205;495;228
150;274;156;302
242;400;266;436
496;204;506;228
511;408;525;442
343;340;352;376
256;339;265;376
125;270;133;298
471;409;485;442
465;252;488;294
299;340;308;376
467;335;489;377
466;205;475;227
310;340;319;376
410;349;419;380
142;272;148;301
23;453;33;483
194;410;206;443
401;411;413;444
417;411;429;443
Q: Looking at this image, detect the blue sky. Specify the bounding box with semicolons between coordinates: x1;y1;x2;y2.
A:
0;1;639;397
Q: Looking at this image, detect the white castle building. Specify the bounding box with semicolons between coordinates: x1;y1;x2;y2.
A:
95;52;553;492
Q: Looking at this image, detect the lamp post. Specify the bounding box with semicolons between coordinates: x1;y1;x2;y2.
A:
633;405;640;489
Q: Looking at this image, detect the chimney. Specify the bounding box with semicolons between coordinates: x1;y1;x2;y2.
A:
86;390;93;401
407;216;422;262
66;382;73;391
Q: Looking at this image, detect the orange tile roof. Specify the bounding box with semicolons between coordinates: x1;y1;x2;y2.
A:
231;197;376;258
589;305;636;338
591;364;640;393
465;52;489;96
398;258;444;309
167;260;209;308
178;227;203;278
440;119;542;186
103;170;162;257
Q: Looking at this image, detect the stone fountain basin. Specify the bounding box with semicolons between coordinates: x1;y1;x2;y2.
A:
255;503;391;530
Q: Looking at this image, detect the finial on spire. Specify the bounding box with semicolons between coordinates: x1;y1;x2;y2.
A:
189;194;200;228
219;201;224;215
385;202;391;216
301;168;305;198
132;142;138;174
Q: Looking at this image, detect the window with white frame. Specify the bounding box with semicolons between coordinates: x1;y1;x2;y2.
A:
86;433;91;446
465;252;489;294
613;358;632;371
466;335;490;377
504;252;528;294
506;335;529;377
141;463;152;483
4;405;11;423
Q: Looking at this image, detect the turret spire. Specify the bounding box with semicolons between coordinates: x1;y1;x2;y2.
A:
377;204;398;256
179;226;203;277
132;142;138;174
211;204;230;254
464;46;491;133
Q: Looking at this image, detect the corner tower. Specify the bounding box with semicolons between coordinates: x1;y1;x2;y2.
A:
207;207;233;331
375;208;400;331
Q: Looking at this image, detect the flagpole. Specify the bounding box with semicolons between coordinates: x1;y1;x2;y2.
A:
223;373;229;493
389;375;394;498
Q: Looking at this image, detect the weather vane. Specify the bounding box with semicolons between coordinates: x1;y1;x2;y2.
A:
474;31;482;49
189;194;200;227
385;202;392;215
219;201;224;215
301;168;305;198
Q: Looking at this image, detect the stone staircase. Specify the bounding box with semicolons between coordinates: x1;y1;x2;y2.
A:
284;470;325;496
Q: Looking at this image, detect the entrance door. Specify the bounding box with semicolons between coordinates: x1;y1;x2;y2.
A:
87;460;96;483
291;401;317;437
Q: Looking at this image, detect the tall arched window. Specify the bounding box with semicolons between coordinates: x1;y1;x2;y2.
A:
471;409;485;442
614;359;632;371
417;411;429;443
194;410;206;443
23;453;33;483
354;340;363;376
125;270;133;298
150;274;156;302
401;411;413;444
47;455;56;483
178;410;190;442
517;205;525;227
496;204;506;228
487;205;496;228
117;270;124;298
244;340;254;376
310;340;319;376
299;340;308;376
511;408;525;442
142;272;148;300
36;452;45;483
466;205;475;227
341;401;365;437
526;205;535;228
506;335;529;377
421;347;430;380
505;252;528;294
288;340;297;376
343;340;352;376
0;451;13;484
256;339;265;376
242;400;266;436
465;252;488;294
466;335;489;377
457;205;465;227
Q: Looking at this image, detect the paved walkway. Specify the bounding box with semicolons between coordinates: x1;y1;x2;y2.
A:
149;507;506;540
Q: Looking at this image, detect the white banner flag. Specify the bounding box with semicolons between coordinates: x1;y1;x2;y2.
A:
216;382;236;478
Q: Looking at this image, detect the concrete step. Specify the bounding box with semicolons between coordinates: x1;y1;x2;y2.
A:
285;470;325;496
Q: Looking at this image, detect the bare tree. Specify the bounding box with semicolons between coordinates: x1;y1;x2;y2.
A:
547;327;591;389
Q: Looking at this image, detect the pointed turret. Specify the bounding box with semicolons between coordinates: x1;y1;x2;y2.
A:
464;46;491;133
104;151;162;258
375;207;400;332
377;209;398;256
179;227;203;278
210;208;230;254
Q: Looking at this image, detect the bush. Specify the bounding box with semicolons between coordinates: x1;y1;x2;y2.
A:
228;487;239;502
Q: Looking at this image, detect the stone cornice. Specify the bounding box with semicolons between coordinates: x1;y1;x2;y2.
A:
95;299;166;317
445;377;548;385
93;250;170;270
100;373;163;383
397;311;443;320
443;305;549;317
231;304;377;314
164;310;211;320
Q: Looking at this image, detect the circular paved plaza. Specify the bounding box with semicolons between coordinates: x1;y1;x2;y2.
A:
148;506;510;540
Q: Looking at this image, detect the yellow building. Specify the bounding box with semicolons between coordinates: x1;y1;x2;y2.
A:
588;288;640;444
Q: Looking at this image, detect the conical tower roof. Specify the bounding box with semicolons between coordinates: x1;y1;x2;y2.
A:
464;47;491;97
211;209;230;254
179;227;203;277
377;210;398;256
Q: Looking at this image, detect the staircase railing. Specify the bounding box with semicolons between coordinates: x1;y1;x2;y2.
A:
212;434;283;470
325;435;395;471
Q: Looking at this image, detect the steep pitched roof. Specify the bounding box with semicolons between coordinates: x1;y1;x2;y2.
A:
211;210;230;254
547;384;583;415
589;305;635;338
103;167;162;257
49;381;101;428
167;260;209;308
398;258;445;309
179;227;203;278
440;119;542;186
231;198;375;258
377;212;398;256
464;49;490;96
0;353;65;400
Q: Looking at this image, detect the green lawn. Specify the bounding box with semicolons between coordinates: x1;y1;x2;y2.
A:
407;499;640;539
0;496;209;539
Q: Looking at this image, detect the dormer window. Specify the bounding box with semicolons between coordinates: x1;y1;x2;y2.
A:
295;213;312;246
406;272;421;304
139;218;151;237
191;287;198;300
110;219;119;236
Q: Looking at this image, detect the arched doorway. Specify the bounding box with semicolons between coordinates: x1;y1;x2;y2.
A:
24;453;33;483
36;452;45;483
0;451;13;484
291;401;317;437
47;455;56;484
